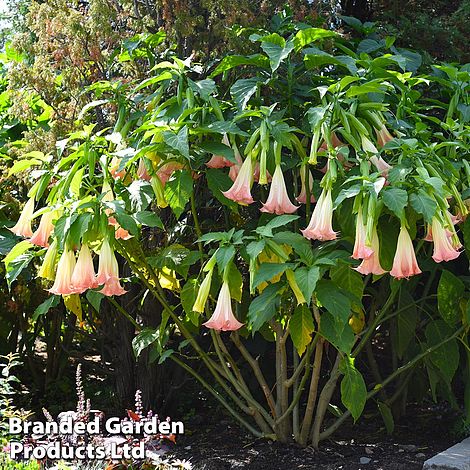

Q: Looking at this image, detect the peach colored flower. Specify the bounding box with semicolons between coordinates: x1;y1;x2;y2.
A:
370;155;392;175
10;198;35;238
301;189;336;241
96;238;126;296
71;244;98;294
156;162;185;186
30;211;56;247
296;168;316;204
375;124;394;148
48;247;76;295
352;210;373;260
431;217;461;263
390;226;421;279
203;281;244;331
354;226;387;275
260;165;298;214
222;156;254;205
137;158;151;181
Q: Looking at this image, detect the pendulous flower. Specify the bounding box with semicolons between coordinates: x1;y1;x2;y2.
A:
260;165;298;215
137;158;151;181
352;210;374;260
390;226;422;279
296;167;316;204
370;155;392;175
10;198;35;238
354;226;387;275
431;217;461;263
96;238;126;296
301;188;336;241
48;246;76;295
193;269;213;313
375;124;394;148
203;281;244;331
38;239;59;281
222;156;254;205
30;211;56;247
71;244;98;294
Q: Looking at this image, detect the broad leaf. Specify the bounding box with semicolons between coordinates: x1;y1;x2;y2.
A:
437;270;464;326
230;78;260;110
290;305;315;355
340;356;367;421
248;282;283;333
164;169;193;218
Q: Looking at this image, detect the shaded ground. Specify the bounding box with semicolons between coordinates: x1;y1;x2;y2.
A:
169;404;462;470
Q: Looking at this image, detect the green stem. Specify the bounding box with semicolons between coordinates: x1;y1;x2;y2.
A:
108;297;141;331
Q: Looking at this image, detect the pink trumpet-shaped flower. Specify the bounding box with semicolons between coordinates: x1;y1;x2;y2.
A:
30;211;56;247
203;281;244;331
390;226;422;279
71;244;98;294
156;162;185;186
222;156;254;205
137;159;151;181
375;124;394;148
115;226;132;240
355;226;387;275
296;168;316;204
96;238;126;296
260;165;298;215
431;217;461;263
48;247;76;295
10;198;35;238
352;210;374;260
228;148;244;182
301;189;337;241
370;155;392;175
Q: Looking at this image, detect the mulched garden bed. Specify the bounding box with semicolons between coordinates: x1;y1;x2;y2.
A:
169;403;461;470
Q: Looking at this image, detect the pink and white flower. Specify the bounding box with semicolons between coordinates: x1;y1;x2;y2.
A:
354;226;387;275
96;238;126;296
30;210;56;247
49;247;76;295
71;244;98;294
390;226;421;279
260;165;298;214
301;189;336;241
222;156;254;205
10;198;35;238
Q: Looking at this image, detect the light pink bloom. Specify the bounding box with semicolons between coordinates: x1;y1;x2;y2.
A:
115;226;132;240
296;168;316;204
222;156;254;205
228;148;244;182
431;217;461;263
206;154;234;169
260;165;298;214
203;281;244;331
424;224;433;242
156;162;184;186
137;159;151;181
30;211;56;247
301;189;337;241
71;244;98;294
370;155;392;175
375;124;394;148
10;198;35;238
390;226;422;279
354;226;387;275
352;210;373;260
96;238;126;296
49;247;76;295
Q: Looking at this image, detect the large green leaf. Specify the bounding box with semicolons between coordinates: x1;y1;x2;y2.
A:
230;78;260;110
253;262;292;289
425;320;459;384
132;328;160;358
163;126;189;158
409;191;437;223
340;356;367;422
319;310;355;353
294;266;320;305
210;54;269;77
181;278;200;325
290;305;315;355
294;28;338;50
330;262;363;303
206;168;239;213
382;187;408;218
437;270;464;326
164;169;193;218
261;38;294;72
33;295;60;321
316;279;351;322
247;282;283;333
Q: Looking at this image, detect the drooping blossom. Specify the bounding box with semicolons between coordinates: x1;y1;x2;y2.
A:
193;269;213;313
115;226;132;240
390;226;422;279
222;156;254;205
71;244;98;294
101;181;132;239
96;238;126;296
253;162;272;184
38;239;58;281
10;198;35;238
296;168;316;204
109;157;127;180
352;210;373;260
354;226;387;275
156;162;185;186
431;217;461;263
137;158;151;181
48;247;76;295
260;165;298;215
361;135;379;154
228;148;244;182
301;188;337;241
203;281;244;331
30;211;56;247
370;155;392;175
375;124;394;148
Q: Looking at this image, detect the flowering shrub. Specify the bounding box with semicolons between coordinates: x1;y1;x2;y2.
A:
2;11;470;447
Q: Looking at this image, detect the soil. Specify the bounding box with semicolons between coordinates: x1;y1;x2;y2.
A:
169;403;462;470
